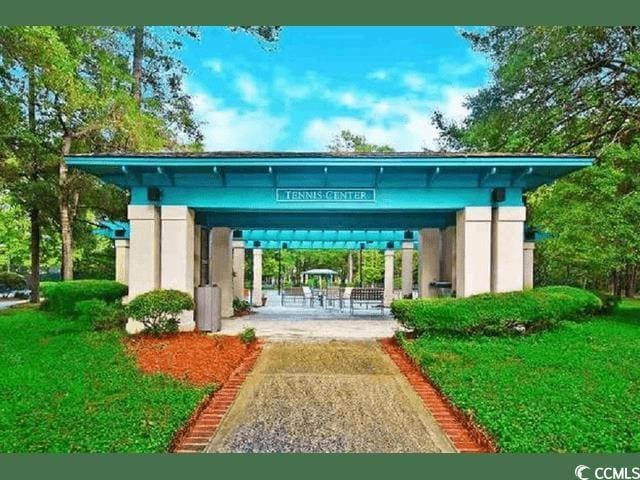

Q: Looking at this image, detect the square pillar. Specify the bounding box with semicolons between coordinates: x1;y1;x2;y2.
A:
523;241;535;289
232;240;246;300
383;249;395;307
401;240;414;298
455;207;492;297
161;206;195;331
115;239;129;286
194;225;202;287
418;228;441;298
441;226;456;288
126;205;161;334
491;206;527;293
210;227;234;318
252;248;263;307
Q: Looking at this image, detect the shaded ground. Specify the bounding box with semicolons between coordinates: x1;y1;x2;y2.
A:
221;290;401;340
127;333;257;387
205;341;455;453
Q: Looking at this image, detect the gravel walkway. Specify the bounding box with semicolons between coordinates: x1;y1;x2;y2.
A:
205;341;456;453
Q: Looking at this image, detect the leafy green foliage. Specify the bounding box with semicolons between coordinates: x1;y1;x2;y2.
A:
41;280;128;315
233;297;251;315
126;289;193;335
400;300;640;452
391;286;601;336
0;307;209;452
434;27;640;296
594;292;622;315
327;129;394;153
0;271;26;290
239;326;256;344
74;299;127;331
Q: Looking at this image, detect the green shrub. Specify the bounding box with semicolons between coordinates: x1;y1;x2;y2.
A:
74;299;127;331
41;280;128;315
233;297;251;315
391;286;602;336
126;289;193;335
0;272;26;291
239;326;256;344
594;292;621;315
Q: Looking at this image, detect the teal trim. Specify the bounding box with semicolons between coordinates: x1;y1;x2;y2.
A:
242;230;415;242
251;240;417;250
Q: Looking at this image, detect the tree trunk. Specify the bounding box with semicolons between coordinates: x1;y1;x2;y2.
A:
59;135;73;281
29;208;41;303
27;70;41;303
132;26;144;105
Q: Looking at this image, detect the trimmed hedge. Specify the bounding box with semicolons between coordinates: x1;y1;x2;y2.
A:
74;299;127;331
391;286;602;336
41;280;128;315
126;289;193;335
0;272;26;291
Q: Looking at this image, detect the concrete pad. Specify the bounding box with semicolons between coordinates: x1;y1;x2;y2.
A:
205;341;456;453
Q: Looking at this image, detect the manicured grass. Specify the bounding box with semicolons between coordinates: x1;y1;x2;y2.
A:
401;300;640;453
0;307;211;452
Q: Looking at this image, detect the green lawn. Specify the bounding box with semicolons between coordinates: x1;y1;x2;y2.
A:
0;307;211;452
401;300;640;453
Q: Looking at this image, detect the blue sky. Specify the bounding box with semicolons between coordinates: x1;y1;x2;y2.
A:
179;27;490;151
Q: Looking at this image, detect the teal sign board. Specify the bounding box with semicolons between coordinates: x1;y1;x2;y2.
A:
276;188;376;202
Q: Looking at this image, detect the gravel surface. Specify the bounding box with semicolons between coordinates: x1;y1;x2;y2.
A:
205;341;456;453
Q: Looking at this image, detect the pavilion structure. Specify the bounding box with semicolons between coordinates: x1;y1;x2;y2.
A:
70;151;592;333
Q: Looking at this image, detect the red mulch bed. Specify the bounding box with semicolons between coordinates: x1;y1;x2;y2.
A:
126;332;257;387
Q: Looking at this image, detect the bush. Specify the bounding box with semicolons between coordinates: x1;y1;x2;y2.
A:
0;272;26;291
391;286;602;336
41;280;128;315
594;292;621;315
239;326;256;344
126;289;193;336
74;299;127;331
233;297;251;315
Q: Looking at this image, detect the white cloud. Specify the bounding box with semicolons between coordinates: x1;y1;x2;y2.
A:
190;89;287;151
367;69;389;81
235;73;264;105
440;86;477;123
302;114;440;152
203;58;223;74
402;72;427;91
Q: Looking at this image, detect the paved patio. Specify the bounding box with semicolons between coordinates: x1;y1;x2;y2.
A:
220;290;401;340
205;341;456;453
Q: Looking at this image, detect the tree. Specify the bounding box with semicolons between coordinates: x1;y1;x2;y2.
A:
435;27;640;295
328;129;394;153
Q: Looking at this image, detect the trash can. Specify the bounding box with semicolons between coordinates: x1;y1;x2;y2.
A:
195;284;221;332
429;281;453;298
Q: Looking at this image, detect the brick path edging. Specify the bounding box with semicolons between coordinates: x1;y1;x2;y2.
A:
171;340;264;453
380;338;497;453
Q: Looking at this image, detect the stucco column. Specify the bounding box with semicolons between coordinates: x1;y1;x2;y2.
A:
491;206;527;293
232;240;246;300
418;228;441;298
252;248;263;307
114;239;129;286
401;240;414;298
209;227;234;318
126;205;161;334
523;241;535;289
383;249;395;307
441;226;456;288
455;207;492;297
194;225;202;287
161;206;195;331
